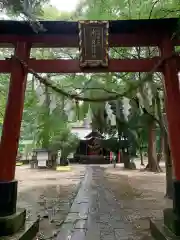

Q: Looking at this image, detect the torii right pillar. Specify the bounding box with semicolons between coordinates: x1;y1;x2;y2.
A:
150;38;180;238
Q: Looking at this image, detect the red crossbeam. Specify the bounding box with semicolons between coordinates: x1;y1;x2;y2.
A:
0;58;164;73
0;34;171;48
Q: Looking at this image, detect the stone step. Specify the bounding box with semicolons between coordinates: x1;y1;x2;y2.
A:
0;219;39;240
150;219;180;240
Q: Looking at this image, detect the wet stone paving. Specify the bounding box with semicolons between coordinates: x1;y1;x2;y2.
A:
56;166;153;240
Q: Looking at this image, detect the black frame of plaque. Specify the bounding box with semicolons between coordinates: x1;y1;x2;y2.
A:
79;21;109;68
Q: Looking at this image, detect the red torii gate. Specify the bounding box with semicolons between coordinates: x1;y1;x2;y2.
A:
0;18;179;238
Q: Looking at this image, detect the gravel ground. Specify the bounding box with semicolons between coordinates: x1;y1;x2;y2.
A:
15;164;86;239
102;160;172;238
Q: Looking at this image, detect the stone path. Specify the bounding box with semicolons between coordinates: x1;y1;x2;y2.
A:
56;166;152;240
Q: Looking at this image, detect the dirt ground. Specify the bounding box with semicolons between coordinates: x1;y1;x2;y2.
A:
15;165;86;239
102;160;172;238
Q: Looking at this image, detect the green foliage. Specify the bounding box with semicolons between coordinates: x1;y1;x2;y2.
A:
74;0;180;20
41;5;73;20
0;74;9;125
49;128;79;158
2;0;48;16
101;138;119;152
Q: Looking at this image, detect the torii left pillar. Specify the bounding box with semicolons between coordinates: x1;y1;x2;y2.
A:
0;42;32;236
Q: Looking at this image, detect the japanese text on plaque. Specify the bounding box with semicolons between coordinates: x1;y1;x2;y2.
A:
91;27;102;59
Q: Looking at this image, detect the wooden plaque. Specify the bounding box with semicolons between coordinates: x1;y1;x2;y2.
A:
79;21;109;68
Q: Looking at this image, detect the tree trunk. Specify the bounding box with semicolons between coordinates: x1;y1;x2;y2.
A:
164;131;174;199
122;149;131;169
157;132;163;163
116;118;122;159
41;85;50;149
139;146;144;165
146;121;162;172
156;91;163;164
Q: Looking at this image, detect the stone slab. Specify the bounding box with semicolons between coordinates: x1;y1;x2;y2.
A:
163;208;180;236
70;229;86;239
74;219;87;229
0;208;26;236
0;219;39;240
65;213;88;223
56;228;73;240
150;219;180;240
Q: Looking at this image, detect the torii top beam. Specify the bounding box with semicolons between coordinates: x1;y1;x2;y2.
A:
0;18;178;47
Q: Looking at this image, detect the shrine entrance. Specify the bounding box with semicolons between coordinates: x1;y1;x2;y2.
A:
0;18;180;239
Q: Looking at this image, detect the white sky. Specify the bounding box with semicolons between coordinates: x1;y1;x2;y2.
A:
50;0;80;12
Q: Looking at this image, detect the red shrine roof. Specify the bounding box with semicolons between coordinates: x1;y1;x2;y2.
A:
0;18;178;35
